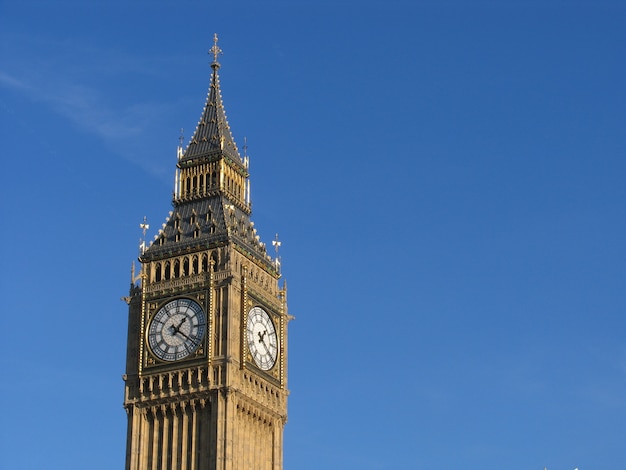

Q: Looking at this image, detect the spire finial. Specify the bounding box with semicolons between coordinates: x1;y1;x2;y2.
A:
209;33;222;69
272;233;282;273
139;216;150;255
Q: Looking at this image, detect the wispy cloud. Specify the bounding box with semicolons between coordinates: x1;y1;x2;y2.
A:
0;71;33;92
0;34;189;180
1;68;172;177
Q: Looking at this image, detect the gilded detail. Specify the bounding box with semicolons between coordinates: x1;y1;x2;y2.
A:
124;37;290;470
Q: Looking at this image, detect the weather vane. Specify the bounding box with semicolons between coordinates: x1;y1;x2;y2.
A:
272;233;282;272
209;33;222;65
139;216;149;254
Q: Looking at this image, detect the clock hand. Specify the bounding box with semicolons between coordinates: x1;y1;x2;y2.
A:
257;330;271;352
166;317;182;335
168;316;188;335
258;330;267;343
260;338;271;355
175;329;195;342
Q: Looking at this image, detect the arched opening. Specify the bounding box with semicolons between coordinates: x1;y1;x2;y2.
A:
193;256;199;274
164;262;171;280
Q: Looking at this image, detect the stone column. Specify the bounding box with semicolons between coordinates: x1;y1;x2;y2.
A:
128;407;141;470
190;401;198;470
151;407;160;470
171;403;179;470
140;408;150;469
161;405;170;470
181;401;189;470
198;399;209;470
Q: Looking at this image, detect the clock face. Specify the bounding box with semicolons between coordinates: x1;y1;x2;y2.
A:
148;298;206;362
247;306;278;371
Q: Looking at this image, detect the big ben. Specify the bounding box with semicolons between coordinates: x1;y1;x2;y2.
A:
123;35;290;470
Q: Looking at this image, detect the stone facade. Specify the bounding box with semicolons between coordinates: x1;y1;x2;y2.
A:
123;36;289;470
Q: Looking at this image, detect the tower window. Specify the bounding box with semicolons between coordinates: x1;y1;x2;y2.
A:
164;262;171;280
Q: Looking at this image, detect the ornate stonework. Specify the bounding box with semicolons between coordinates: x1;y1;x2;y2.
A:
123;36;289;470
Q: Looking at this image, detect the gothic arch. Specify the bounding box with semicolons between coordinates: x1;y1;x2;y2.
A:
192;255;199;274
164;261;171;280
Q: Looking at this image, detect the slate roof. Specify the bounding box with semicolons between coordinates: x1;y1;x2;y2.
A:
141;42;274;272
180;59;242;166
143;198;272;269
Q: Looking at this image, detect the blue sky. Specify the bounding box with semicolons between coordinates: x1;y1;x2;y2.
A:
1;1;624;469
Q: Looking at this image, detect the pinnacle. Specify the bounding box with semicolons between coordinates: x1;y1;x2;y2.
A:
181;38;241;165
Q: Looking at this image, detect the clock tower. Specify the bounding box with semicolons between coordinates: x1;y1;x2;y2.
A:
123;36;289;470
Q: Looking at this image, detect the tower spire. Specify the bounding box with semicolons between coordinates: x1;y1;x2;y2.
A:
181;33;241;164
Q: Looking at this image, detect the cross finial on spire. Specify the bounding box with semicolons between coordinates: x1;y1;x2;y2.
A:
209;33;222;68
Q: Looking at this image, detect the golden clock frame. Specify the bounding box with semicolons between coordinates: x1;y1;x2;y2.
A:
139;291;212;371
240;265;286;386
